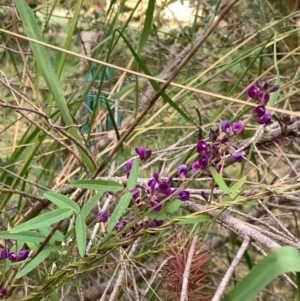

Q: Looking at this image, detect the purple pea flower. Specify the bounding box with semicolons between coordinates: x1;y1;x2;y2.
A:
125;160;133;178
7;252;18;262
209;127;220;142
247;85;258;99
149;198;162;212
0;287;7;297
196;140;208;154
18;249;29;261
0;248;8;260
257;113;272;124
231;121;244;135
116;220;128;229
221;120;231;134
192;160;201;172
199;155;209;169
97;210;109;223
178;190;190;201
177;164;188;180
135;147;152;161
230;150;246;163
253;105;266;118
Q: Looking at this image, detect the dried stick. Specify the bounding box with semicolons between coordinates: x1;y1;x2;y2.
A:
180;234;198;301
211;238;250;301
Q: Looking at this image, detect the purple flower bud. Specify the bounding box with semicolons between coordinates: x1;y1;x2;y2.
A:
125;160;133;178
1;288;7;296
135;147;152;161
230;150;245;163
153;219;163;227
247;85;258;99
262;93;270;104
149;199;162;212
97;210;109;223
158;181;169;194
177;164;188;180
257;113;272;124
196;140;208;153
232;121;244;135
0;248;8;259
132;188;140;201
262;81;269;90
209;128;220;142
178;190;190;201
8;252;17;262
116;220;128;229
253;105;265;118
153;172;160;182
148;178;156;191
18;249;29;261
221;120;230;133
269;84;280;93
199;155;209;169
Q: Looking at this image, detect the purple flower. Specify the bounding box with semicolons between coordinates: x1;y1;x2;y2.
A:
177;164;188;180
148;178;156;191
0;248;8;259
7;252;17;262
232;121;244;135
153;219;163;227
257;113;272;124
269;84;280;92
116;220;128;229
221;120;230;133
196;140;208;154
149;198;162;212
0;288;7;297
125;160;133;178
192;161;201;172
158;181;169;194
247;85;258;99
178;190;190;201
253;105;266;118
230;150;245;163
97;210;109;223
18;249;29;261
153;172;160;182
135;147;152;161
199;155;209;169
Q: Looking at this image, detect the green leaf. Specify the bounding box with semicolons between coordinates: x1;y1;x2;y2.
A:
146;212;168;220
38;226;64;244
10;209;73;233
167;199;182;213
81;191;105;219
14;0;95;172
224;246;300;301
209;166;230;193
16;247;53;279
75;214;87;257
44;191;80;213
127;159;139;190
71;180;123;192
107;192;132;232
0;231;45;243
175;215;211;225
229;176;246;199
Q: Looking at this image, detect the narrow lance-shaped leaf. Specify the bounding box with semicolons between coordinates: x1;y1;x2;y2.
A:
81;191;104;219
44;191;80;213
75;214;87;257
71;179;123;192
127;159;139;190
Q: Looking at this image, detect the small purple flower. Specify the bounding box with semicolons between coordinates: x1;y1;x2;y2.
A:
18;249;29;261
232;121;244;135
135;147;152;161
153;219;163;227
132;187;139;200
253;105;266;118
125;160;133;178
178;190;190;202
196;140;208;154
153;172;160;182
257;113;272;124
7;252;17;262
269;84;280;92
192;161;201;172
0;287;7;297
177;164;188;180
97;210;109;223
0;248;8;259
221;120;230;133
199;155;209;169
116;220;128;229
247;85;258;99
149;198;162;212
158;181;169;194
148;178;156;191
230;150;245;163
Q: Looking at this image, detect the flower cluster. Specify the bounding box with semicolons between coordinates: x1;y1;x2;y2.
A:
0;247;29;262
248;80;280;124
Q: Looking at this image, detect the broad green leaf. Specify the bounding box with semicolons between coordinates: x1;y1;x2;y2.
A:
81;191;105;219
71;180;123;192
224;246;300;301
107;192;132;232
10;209;73;233
14;0;94;171
167;199;182;213
16;247;53;279
175;215;211;225
75;214;87;257
0;231;45;243
209;167;230;193
127;159;139;190
44;192;80;213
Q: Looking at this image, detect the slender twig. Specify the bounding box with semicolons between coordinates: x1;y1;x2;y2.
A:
211;238;250;301
180;234;198;301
